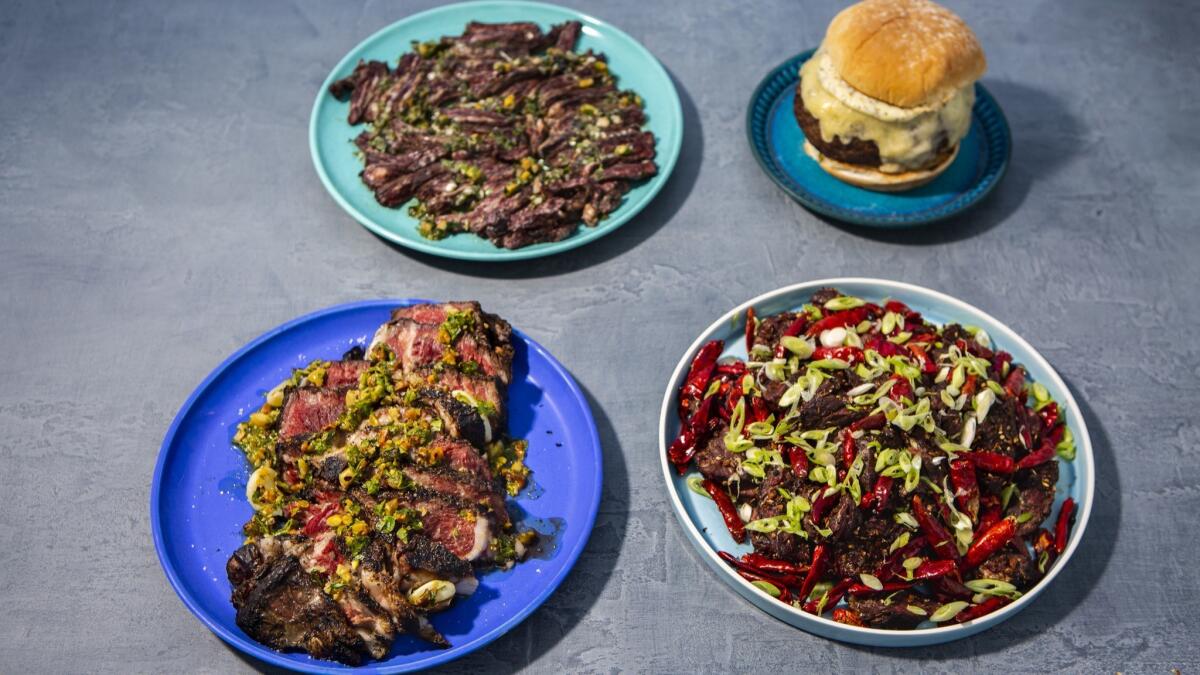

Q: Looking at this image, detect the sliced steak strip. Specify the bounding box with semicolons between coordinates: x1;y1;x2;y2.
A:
358;540;448;647
423;388;489;447
400;535;475;581
431;436;495;483
324;360;369;388
384;488;496;562
278;387;346;440
402;464;510;527
368;318;511;384
233;554;367;665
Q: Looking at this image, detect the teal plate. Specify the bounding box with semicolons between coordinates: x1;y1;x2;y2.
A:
310;0;683;261
659;279;1094;646
746;51;1011;228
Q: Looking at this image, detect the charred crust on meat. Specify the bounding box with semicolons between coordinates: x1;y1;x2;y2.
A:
403;535;474;580
233;555;368;665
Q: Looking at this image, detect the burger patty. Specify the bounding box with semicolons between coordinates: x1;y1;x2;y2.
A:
793;80;955;170
794;81;881;167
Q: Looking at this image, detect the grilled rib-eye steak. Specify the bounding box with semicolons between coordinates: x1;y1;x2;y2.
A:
228;302;534;664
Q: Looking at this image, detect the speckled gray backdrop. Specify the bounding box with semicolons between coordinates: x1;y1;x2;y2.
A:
1;0;1197;672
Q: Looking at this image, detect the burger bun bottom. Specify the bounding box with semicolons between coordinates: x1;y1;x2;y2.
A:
803;140;959;192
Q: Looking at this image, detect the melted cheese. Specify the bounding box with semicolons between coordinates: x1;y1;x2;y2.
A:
799;52;974;172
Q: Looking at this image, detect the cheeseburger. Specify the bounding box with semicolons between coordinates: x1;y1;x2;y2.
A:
795;0;986;191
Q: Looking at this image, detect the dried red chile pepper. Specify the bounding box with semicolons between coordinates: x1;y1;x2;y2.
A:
806;308;869;337
949;458;980;519
678;340;722;420
803;577;853;614
963;516;1016;569
1054;498;1077;555
702;478;746;543
970;451;1016;475
955;597;1010;623
744;307;757;353
666;394;716;474
912;495;960;561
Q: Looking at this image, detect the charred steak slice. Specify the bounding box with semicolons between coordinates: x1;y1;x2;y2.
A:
232;554;369;665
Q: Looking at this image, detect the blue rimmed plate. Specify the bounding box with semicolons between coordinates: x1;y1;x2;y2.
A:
310;0;683;261
658;279;1093;646
746;51;1010;227
152;300;602;672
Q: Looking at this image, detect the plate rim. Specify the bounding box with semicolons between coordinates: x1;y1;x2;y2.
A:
745;50;1012;228
657;278;1094;646
150;299;604;673
308;0;684;261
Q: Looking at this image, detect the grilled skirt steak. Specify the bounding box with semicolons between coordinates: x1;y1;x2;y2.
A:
228;302;533;664
327;21;658;249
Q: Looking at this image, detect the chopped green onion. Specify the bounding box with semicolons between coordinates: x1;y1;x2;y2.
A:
686;475;710;498
1000;483;1017;511
860;573;884;591
824;296;866;311
930;601;970;623
780;335;814;358
906;604;927;616
888;532;910;554
881;311;899;335
745;517;779;533
939;389;957;408
964;578;1022;599
894;511;919;530
751;580;782;598
974;389;996;422
948;364;965;395
809;358;850;370
1056;427;1076;460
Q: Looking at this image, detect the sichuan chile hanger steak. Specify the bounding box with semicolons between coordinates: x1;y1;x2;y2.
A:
669;288;1079;629
227;302;537;665
329;20;658;249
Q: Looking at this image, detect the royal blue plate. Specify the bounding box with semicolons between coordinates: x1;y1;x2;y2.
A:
152;300;603;673
310;0;683;261
746;51;1011;227
659;279;1093;646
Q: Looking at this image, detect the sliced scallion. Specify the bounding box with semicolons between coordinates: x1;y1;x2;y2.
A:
930;601;970;623
824;296;866;311
859;573;884;591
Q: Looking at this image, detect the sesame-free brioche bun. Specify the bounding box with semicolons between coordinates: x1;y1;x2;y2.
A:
824;0;986;108
803;140;959;192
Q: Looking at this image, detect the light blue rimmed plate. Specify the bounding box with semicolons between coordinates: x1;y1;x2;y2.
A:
152;300;603;672
658;279;1093;646
310;0;683;261
746;51;1010;227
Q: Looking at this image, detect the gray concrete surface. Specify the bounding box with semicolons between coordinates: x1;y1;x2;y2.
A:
1;0;1197;672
